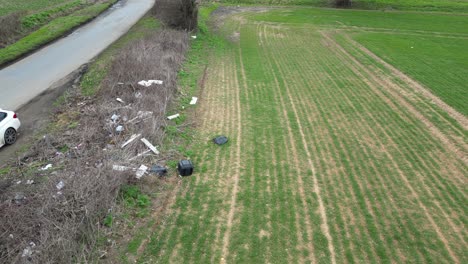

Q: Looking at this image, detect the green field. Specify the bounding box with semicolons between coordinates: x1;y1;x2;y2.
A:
0;0;74;16
116;5;468;264
216;0;468;12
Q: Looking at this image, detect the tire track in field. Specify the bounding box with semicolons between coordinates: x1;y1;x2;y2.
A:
272;26;391;262
263;26;337;264
322;32;468;211
260;23;317;263
321;32;463;263
286;27;464;262
220;43;243;264
343;34;468;131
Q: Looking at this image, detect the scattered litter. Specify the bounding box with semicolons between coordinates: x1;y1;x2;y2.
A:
136;165;148;179
116;98;125;104
22;247;33;258
26;180;34;185
112;165;131;172
14;193;26;204
167;113;180;120
135;92;143;98
129;150;151;161
191;35;197;39
16;181;21;185
127;111;153;123
9;234;13;239
56;181;64;190
213;136;229;145
141;138;159;155
57;191;62;196
110;114;120;122
150;165;167;176
40;164;52;171
178;160;194;176
117;82;124;85
29;242;36;248
121;134;141;148
77;102;86;106
138;80;163;87
190;97;198;105
116;125;124;133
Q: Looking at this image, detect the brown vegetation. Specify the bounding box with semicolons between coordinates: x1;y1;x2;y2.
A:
0;28;188;263
154;0;199;31
0;12;22;48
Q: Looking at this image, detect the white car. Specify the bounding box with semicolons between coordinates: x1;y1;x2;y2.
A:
0;109;21;148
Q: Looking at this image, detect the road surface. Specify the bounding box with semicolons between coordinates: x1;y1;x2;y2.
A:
0;0;155;111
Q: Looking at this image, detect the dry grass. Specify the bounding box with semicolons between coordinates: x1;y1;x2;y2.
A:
0;29;188;263
0;12;23;48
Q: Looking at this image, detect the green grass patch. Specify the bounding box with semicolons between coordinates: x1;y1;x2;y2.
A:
0;0;117;66
353;32;468;115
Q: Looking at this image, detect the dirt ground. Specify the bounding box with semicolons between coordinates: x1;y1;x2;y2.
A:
0;65;86;170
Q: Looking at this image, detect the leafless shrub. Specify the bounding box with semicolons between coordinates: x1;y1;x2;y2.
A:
0;12;23;48
0;29;189;263
154;0;199;31
331;0;352;7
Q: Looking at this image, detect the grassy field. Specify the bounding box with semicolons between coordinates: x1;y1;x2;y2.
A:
0;0;116;66
216;0;468;12
116;5;468;264
0;0;74;16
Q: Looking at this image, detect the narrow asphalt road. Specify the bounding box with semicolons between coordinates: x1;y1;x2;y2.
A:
0;0;155;111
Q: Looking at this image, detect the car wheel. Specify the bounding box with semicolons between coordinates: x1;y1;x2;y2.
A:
4;128;17;145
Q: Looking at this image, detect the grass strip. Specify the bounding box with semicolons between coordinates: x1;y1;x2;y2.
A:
0;1;116;66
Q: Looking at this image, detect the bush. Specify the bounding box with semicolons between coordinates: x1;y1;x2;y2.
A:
154;0;199;31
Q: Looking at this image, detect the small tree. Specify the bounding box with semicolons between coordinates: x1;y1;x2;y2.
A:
154;0;198;31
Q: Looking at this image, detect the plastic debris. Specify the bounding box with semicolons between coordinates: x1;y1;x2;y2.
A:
136;165;148;179
22;247;33;258
150;165;167;176
213;136;229;145
167;113;180;120
26;180;34;185
191;35;197;39
141;138;159;155
121;134;141;148
190;97;198;105
116;98;125;103
9;234;13;239
40;164;52;171
178;160;194;176
112;165;131;172
135;92;143;98
14;193;26;204
56;181;64;190
116;125;124;133
16;181;21;185
138;80;163;87
129;150;151;161
111;114;120;122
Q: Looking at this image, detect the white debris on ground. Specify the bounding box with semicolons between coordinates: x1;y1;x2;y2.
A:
116;98;125;103
112;165;131;172
167;113;180;120
135;165;148;179
56;181;64;190
141;138;159;155
110;114;120;122
138;80;163;87
189;97;198;105
26;180;34;185
191;35;197;39
115;125;124;133
121;134;141;148
40;164;52;171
